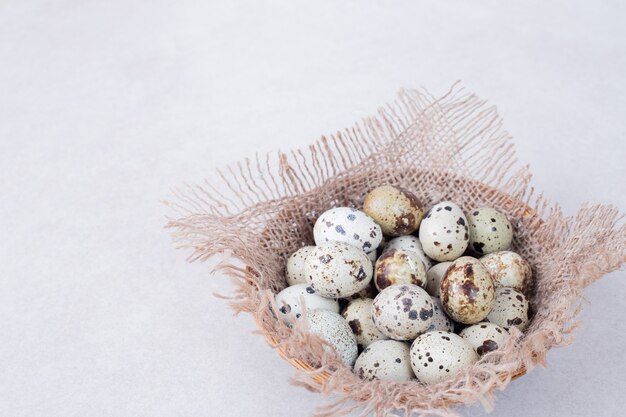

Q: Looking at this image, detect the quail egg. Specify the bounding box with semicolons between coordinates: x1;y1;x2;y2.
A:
418;201;469;261
286;246;315;286
305;242;373;298
371;284;433;340
307;310;359;366
460;322;508;355
275;284;339;322
410;331;479;385
313;207;382;253
354;340;414;381
425;261;452;297
385;235;434;269
467;208;513;255
480;251;533;294
440;257;495;324
374;248;427;291
427;296;455;332
486;287;530;331
342;298;388;349
363;185;425;236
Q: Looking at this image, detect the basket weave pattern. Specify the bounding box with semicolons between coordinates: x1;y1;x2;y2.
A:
167;85;625;417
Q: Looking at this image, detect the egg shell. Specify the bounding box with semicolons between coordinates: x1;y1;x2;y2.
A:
480;251;533;294
275;284;340;322
385;235;434;269
374;248;427;291
410;331;479;385
467;207;513;255
418;201;469;261
307;310;359;366
366;249;378;263
313;207;382;253
460;322;508;355
286;246;315;286
342;298;388;349
427;297;455;332
371;284;434;340
354;340;414;381
363;185;424;236
425;262;452;297
486;287;530;331
440;256;495;324
305;242;373;298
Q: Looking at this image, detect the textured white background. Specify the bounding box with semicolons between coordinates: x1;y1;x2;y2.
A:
1;1;625;416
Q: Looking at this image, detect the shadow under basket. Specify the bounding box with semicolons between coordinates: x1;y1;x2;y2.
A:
167;85;625;417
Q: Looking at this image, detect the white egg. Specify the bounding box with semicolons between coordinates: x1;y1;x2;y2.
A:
354;340;414;381
427;297;455;332
418;201;469;261
342;298;388;349
467;207;513;255
371;284;433;340
385;235;434;269
480;251;533;294
305;242;373;298
410;331;478;385
460;323;508;355
307;310;358;367
486;287;530;331
286;246;315;286
425;261;452;297
373;248;427;291
313;207;383;253
275;284;339;322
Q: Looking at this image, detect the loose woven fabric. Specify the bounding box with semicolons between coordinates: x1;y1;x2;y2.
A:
166;84;625;417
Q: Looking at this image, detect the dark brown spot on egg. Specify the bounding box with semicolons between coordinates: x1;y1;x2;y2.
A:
477;339;499;355
408;310;418;320
374;362;379;367
420;307;433;321
306;286;315;294
348;319;362;335
516;294;523;302
444;206;452;211
395;358;402;363
508;317;523;326
457;217;465;226
402;298;413;312
355;267;367;281
472;242;485;254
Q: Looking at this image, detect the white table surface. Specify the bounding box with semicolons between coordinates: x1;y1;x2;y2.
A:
1;1;624;416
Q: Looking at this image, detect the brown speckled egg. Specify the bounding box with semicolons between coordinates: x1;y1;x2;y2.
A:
410;331;478;385
486;287;530;331
385;235;434;269
427;296;455;332
418;201;469;261
313;207;382;254
305;242;373;298
342;298;388;349
307;310;358;366
354;340;414;381
363;185;424;236
440;257;495;324
460;322;508;355
371;284;433;340
275;284;339;322
480;251;533;294
425;262;452;297
286;246;315;286
374;249;427;291
467;207;513;255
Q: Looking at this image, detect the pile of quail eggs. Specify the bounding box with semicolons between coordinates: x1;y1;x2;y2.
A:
276;185;533;384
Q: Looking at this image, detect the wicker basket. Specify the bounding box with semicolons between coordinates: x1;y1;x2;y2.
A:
167;85;625;417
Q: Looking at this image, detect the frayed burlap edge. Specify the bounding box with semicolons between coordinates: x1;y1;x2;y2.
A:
165;83;626;417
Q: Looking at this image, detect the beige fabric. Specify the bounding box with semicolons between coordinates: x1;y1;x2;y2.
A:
166;84;625;417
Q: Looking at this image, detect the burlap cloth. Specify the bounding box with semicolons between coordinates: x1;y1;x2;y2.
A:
166;84;625;417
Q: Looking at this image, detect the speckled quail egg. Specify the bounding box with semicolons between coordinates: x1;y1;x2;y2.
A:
418;201;469;261
467;208;513;255
342;298;388;349
410;331;479;385
275;284;340;322
385;235;434;269
363;185;425;236
425;262;452;297
354;340;414;381
305;242;373;298
480;251;533;294
440;257;495;324
313;207;382;254
371;284;433;340
427;296;455;332
286;246;315;286
374;248;427;291
307;310;358;366
486;287;530;331
460;322;508;355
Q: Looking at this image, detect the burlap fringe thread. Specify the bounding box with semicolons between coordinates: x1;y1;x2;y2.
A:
166;84;625;417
